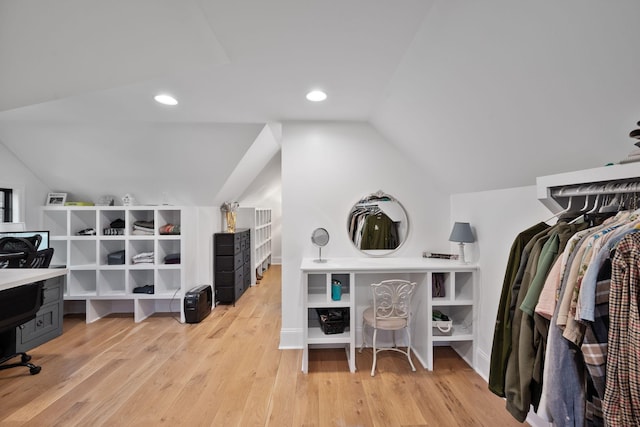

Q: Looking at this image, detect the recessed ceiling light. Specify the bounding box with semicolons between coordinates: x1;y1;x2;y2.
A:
306;90;327;102
154;94;178;106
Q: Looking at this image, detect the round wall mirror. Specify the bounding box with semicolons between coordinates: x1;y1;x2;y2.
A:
311;227;330;262
347;190;409;256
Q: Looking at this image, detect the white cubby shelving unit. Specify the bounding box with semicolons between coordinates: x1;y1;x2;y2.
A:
303;271;355;373
41;205;200;323
429;271;475;366
300;257;477;373
237;207;272;285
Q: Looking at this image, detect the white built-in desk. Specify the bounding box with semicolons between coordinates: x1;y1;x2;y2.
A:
0;268;68;292
301;257;477;373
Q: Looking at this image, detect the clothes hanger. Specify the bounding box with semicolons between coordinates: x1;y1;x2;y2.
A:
600;194;623;213
586;193;605;215
543;195;579;223
580;194;595;212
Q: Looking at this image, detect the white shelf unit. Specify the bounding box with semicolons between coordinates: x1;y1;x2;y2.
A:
300;257;477;373
237;207;272;285
41;206;196;323
302;271;355;373
429;271;475;368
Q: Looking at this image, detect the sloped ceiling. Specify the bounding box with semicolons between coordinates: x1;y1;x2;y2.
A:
371;1;640;193
1;0;639;201
0;0;229;112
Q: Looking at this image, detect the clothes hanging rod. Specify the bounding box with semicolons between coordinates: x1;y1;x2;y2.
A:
551;179;640;197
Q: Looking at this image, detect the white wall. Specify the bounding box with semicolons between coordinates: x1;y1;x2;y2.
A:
0;142;50;227
280;121;451;348
238;152;282;264
450;185;551;379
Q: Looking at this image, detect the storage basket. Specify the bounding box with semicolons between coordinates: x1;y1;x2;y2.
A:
316;308;349;334
433;320;453;336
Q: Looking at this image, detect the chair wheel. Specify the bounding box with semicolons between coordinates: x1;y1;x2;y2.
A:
29;366;41;375
21;354;31;363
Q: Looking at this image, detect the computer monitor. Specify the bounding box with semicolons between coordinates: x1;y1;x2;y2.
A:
0;230;49;251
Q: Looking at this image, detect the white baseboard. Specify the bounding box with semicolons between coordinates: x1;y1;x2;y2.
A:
475;347;490;382
279;328;303;349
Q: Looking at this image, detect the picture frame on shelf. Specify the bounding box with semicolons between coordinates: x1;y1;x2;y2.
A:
46;192;67;206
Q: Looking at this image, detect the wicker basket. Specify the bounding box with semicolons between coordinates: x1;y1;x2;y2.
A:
316;308;349;334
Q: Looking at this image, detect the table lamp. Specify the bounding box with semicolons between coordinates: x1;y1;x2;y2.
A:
449;222;475;263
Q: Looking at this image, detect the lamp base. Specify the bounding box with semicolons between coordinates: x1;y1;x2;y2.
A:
458;242;467;264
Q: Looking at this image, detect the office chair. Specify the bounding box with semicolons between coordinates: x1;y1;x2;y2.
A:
0;246;53;375
359;279;417;376
25;248;54;269
0;235;40;252
0;236;40;268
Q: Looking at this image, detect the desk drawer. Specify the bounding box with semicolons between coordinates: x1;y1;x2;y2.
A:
42;277;63;305
16;302;61;352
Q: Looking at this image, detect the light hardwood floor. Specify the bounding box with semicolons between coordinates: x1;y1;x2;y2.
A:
0;265;526;426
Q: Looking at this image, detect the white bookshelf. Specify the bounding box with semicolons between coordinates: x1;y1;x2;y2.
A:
40;205;199;323
237;207;272;285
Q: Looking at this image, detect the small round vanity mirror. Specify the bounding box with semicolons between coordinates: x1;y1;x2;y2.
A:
347;190;409;256
311;227;330;263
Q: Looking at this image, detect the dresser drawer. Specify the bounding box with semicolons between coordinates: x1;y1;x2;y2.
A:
215;268;243;287
215;232;242;246
215;243;240;256
244;264;251;287
215;286;235;304
216;255;243;272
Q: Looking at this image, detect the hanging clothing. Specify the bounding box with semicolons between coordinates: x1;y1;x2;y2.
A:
504;221;587;421
359;212;399;250
490;208;640;425
603;232;640;425
582;261;611;426
539;214;621;425
488;222;549;397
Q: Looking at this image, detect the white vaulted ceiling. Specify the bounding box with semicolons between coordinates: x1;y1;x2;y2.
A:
1;0;639;202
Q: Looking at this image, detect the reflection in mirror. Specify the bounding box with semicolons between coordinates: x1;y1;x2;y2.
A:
347;190;408;256
311;227;330;263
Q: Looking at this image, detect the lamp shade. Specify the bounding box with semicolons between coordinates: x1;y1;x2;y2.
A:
449;222;475;243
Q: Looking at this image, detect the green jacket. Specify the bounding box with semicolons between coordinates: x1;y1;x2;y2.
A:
488;222;549;397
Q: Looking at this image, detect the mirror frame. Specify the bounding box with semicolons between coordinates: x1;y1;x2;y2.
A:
311;227;330;247
347;190;409;257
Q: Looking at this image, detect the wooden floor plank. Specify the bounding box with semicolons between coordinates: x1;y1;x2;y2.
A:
0;265;526;426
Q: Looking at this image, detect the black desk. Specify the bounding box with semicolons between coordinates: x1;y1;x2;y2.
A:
0;269;67;353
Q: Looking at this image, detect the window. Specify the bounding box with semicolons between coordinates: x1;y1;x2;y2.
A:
0;188;13;222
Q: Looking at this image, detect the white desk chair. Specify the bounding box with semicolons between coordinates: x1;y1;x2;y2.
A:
359;279;417;376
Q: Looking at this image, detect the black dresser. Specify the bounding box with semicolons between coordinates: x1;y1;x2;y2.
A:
213;229;251;305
